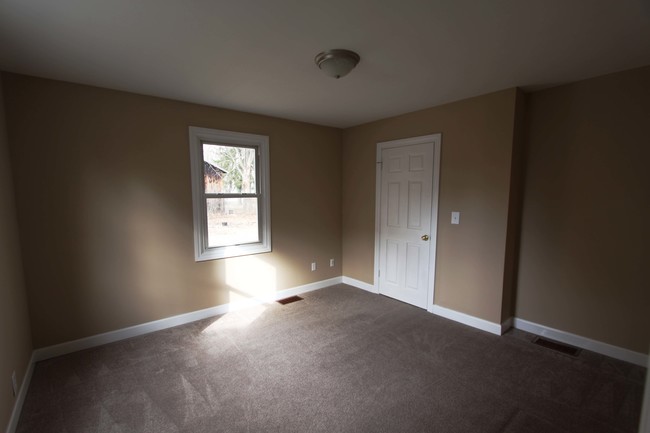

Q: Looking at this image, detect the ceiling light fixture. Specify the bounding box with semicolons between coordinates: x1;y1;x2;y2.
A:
314;49;360;79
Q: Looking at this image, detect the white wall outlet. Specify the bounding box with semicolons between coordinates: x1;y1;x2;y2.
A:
451;211;460;225
329;258;335;267
311;262;317;271
11;370;17;398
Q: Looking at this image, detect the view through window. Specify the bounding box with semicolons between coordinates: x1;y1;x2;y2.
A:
202;143;259;247
189;127;270;261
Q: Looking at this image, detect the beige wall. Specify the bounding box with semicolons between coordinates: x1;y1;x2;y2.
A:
342;89;520;324
0;79;32;430
2;73;342;348
3;64;646;362
516;66;650;353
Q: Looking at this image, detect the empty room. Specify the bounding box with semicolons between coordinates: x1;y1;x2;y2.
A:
1;1;649;432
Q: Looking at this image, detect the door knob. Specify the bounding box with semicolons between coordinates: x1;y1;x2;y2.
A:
421;234;429;241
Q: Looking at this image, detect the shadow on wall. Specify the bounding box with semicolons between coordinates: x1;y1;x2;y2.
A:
78;166;283;325
73;168;194;330
44;154;290;346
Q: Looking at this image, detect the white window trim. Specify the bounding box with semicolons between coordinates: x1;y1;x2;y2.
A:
189;126;271;261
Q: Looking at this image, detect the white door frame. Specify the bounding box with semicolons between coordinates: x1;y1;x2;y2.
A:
374;134;441;312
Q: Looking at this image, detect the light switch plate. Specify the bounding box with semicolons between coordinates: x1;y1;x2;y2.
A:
451;211;460;224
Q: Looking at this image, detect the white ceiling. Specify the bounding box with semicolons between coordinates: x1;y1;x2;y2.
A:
1;0;649;128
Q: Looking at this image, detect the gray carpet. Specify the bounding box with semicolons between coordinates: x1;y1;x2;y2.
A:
17;284;646;433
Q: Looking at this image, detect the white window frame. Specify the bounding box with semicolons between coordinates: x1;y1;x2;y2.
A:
189;126;271;261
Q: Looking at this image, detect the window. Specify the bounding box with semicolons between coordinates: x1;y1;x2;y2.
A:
189;127;271;261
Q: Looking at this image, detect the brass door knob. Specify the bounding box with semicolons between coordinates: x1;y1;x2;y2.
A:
421;234;429;241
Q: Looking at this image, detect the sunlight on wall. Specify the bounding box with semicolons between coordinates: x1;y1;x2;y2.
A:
201;257;278;333
225;255;277;304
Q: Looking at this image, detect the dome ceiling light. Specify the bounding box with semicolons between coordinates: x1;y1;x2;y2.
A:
314;49;360;79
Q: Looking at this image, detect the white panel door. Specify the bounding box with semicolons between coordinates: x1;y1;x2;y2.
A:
378;142;434;308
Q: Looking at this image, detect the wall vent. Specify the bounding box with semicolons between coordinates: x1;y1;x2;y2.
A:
533;337;581;356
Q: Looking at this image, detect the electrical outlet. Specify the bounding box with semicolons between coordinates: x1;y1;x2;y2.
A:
11;371;17;398
329;258;335;267
311;262;317;271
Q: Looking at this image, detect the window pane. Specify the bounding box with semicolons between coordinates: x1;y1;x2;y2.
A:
203;144;256;194
207;198;259;247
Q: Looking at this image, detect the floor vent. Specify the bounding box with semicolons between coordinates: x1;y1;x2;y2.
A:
277;295;303;305
533;337;582;356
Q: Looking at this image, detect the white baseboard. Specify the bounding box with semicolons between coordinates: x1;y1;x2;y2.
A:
33;277;342;362
5;352;36;433
13;278;647;433
431;305;507;336
341;276;378;293
513;318;648;367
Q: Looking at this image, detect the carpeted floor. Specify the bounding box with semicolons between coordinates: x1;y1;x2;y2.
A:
17;284;646;432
